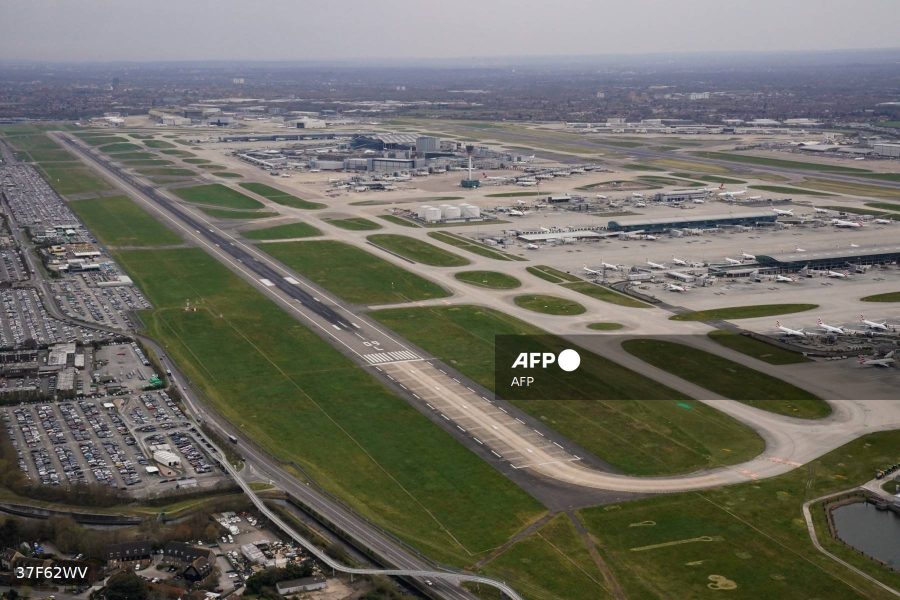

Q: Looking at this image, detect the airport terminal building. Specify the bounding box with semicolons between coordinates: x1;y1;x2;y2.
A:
756;245;900;271
607;211;777;233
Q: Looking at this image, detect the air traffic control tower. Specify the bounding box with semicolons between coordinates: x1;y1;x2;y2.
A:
460;144;481;188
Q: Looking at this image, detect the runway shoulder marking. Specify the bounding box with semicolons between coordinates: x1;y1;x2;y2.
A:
260;278;275;287
284;276;299;285
363;350;422;364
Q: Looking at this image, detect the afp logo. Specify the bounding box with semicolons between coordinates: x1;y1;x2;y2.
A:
511;349;581;372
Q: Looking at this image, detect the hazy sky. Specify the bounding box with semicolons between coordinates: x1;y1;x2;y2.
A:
2;0;899;62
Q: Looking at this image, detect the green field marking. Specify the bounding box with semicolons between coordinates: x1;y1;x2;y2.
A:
198;208;278;220
748;184;835;196
237;183;326;209
243;222;322;240
120;159;173;166
370;305;764;476
368;234;470;266
820;205;900;220
454;270;522;289
561;281;653;308
98;142;144;153
671;303;817;321
105;151;157;160
172;184;264;209
623;163;667;171
68;196;182;247
513;294;586;315
135;167;196;177
526;265;582;283
427;231;525;261
637;175;705;187
670;173;747;184
587;322;624;331
691;151;871;173
324;217;383;231
80;135;131;146
803;179;900;200
183;158;212;164
112;248;542;565
378;214;421;228
37;164;112;196
261;240;450;304
622;339;828;418
865;202;900;212
707;330;811;365
579;431;900;599
143;139;177;149
127;133;155;139
485;191;548;198
197;164;228;170
212;172;243;178
159;149;195;157
861;291;900;302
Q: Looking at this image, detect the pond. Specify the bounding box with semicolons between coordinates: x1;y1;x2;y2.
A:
831;500;900;571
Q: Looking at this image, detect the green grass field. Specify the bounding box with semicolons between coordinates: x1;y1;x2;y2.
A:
427;231;525;261
378;214;421;227
638;176;705;187
821;205;900;220
454;270;521;289
804;179;900;200
172;184;264;209
68;196;182;247
865;202;900;212
578;431;900;600
622;339;828;418
749;184;834;196
670;173;746;184
484;191;548;198
120;159;173;166
370;305;764;476
198;208;278;220
623;163;667;171
159;149;195;157
184;158;211;164
513;294;586;315
587;322;624;330
368;234;470;266
260;240;450;304
324;217;382;231
707;330;811;365
135;167;196;177
98;142;144;153
144;139;177;149
213;172;243;178
562;281;653;308
526;265;582;283
106;151;156;160
243;222;322;240
24;148;79;163
861;291;900;302
80;135;130;146
112;248;542;566
672;304;817;321
197;164;228;170
238;182;325;209
38;164;112;196
691;151;871;173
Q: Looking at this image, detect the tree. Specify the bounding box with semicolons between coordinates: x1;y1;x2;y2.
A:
103;571;149;600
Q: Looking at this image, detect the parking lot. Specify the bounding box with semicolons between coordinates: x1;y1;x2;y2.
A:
1;391;223;495
53;271;151;330
0;288;111;349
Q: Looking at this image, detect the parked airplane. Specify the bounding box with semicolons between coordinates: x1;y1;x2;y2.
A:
718;189;747;198
582;265;605;277
860;315;890;331
646;260;667;270
858;353;895;368
741;250;757;260
517;180;537;187
747;195;762;201
671;256;688;266
776;321;806;337
827;270;849;278
509;209;527;216
814;207;831;214
632;193;644;199
772;208;794;216
817;319;844;335
775;275;797;283
873;218;893;225
634;201;647;208
526;243;539;250
665;283;688;293
832;219;862;228
724;257;743;265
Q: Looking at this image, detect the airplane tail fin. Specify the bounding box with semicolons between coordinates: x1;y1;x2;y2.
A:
776;320;781;328
858;355;865;364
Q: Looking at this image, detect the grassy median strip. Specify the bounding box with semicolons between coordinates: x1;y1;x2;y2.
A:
749;184;834;196
112;248;541;565
261;240;449;304
371;305;764;476
427;231;525;261
622;339;828;418
172;183;264;209
526;265;581;283
691;151;871;173
324;217;382;230
672;303;817;321
368;233;469;266
378;214;421;227
514;294;586;315
861;291;900;302
199;208;278;220
237;183;326;209
243;222;322;240
454;270;521;289
68;196;182;247
708;330;810;365
562;281;652;308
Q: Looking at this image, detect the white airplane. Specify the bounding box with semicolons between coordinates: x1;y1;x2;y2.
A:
724;257;743;265
827;270;849;279
644;234;658;241
600;262;621;272
517;180;537;187
775;275;797;283
665;283;688;293
814;207;831;214
849;243;859;248
718;189;747;198
741;250;757;261
583;265;602;276
692;199;705;204
595;194;608;200
634;201;647;208
873;218;893;225
526;243;539;250
632;193;644;199
832;219;862;228
858;353;895;368
772;208;794;216
859;315;889;331
671;256;688;266
747;195;762;201
817;319;844;335
509;209;526;217
776;320;806;337
646;260;667;270
795;247;807;252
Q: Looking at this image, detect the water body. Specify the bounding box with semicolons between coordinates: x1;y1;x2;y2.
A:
831;501;900;571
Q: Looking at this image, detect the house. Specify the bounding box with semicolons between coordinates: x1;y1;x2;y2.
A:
161;541;214;582
106;541;152;569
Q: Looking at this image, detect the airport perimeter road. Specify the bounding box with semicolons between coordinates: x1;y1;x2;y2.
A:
56;133;900;496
